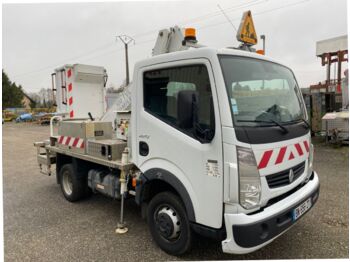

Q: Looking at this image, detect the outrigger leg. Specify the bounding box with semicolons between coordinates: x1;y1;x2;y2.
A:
116;148;130;234
116;170;128;234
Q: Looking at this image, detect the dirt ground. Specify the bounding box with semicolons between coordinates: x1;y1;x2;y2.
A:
2;122;349;261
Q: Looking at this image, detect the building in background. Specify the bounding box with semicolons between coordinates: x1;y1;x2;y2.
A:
304;35;348;134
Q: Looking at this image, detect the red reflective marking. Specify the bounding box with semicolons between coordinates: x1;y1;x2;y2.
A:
289;152;295;160
69;97;73;106
70;111;74;118
72;138;79;147
67;69;72;78
80;141;84;149
58;136;64;144
68;83;72;92
303;140;309;152
295;143;303;156
258;150;273;169
275;146;287;164
65;137;71;145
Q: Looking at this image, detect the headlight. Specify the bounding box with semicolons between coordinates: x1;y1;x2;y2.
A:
237;147;261;209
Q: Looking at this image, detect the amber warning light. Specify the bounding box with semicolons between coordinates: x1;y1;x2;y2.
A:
184;28;197;41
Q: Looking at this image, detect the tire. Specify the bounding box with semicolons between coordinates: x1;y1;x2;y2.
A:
59;164;88;202
147;191;192;255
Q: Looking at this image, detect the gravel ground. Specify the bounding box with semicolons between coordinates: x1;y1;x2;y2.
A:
3;122;349;261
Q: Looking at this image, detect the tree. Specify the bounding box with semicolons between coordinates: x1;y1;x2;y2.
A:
37;88;54;108
2;70;24;109
29;99;37;109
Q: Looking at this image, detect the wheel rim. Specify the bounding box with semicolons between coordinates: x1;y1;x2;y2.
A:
62;170;73;195
155;205;181;241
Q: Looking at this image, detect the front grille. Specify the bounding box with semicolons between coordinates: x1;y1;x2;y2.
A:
266;161;305;188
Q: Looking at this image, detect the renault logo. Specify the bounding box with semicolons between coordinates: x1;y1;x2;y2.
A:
289;169;295;183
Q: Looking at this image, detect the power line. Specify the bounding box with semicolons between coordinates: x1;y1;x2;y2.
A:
130;0;265;39
15;38;156;88
81;38;155;63
12;42;115;79
254;0;310;16
11;0;311;82
198;0;310;31
179;0;265;25
217;4;238;32
11;0;268;80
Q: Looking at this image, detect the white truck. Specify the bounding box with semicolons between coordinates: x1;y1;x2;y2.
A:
35;25;320;256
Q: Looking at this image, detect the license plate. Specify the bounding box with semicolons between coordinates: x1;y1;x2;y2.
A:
292;198;312;221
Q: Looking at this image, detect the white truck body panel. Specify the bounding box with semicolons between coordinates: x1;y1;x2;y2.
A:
222;171;319;254
54;64;107;119
133;57;224;228
131;47;317;228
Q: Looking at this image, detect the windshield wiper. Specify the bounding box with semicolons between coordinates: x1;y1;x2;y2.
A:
284;118;310;129
300;118;310;129
237;119;289;133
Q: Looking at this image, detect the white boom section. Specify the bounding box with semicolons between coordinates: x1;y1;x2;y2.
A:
152;26;204;56
152;26;188;56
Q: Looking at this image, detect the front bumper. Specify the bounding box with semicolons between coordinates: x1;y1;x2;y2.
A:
222;171;320;254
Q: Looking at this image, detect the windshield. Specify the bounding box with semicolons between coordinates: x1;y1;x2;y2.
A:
219;55;306;127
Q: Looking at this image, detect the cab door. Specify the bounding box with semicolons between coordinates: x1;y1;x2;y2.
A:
134;59;224;228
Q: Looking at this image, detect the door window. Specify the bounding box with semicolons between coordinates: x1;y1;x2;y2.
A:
143;64;215;142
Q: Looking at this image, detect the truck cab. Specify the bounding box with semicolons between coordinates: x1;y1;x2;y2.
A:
131;47;319;254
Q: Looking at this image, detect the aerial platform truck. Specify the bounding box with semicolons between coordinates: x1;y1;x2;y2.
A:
35;12;319;255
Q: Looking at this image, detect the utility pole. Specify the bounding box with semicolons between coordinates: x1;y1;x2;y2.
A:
116;35;135;86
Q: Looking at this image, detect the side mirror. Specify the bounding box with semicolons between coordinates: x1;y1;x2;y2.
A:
177;90;214;143
177;90;198;129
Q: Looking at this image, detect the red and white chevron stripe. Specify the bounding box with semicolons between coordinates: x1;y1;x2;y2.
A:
66;68;74;118
58;136;84;149
257;140;309;170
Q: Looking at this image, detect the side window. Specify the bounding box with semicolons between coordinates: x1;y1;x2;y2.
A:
143;64;215;142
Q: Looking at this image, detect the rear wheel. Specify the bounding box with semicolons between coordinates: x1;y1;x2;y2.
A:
147;191;192;255
59;164;88;202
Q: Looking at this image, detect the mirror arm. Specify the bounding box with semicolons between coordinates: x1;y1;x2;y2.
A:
191;94;213;143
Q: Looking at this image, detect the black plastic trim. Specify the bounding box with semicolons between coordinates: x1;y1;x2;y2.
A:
190;222;226;241
135;168;196;222
139;141;149;156
235;121;309;144
266;161;305;188
232;182;320;248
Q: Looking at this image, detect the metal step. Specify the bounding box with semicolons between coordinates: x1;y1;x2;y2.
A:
34;140;56;176
37;153;56;165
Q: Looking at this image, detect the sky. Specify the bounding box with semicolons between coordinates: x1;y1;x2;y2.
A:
2;0;348;93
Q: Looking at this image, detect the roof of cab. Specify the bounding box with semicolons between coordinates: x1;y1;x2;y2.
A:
135;46;290;69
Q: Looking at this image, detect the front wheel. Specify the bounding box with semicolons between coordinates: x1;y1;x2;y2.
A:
147;191;192;255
